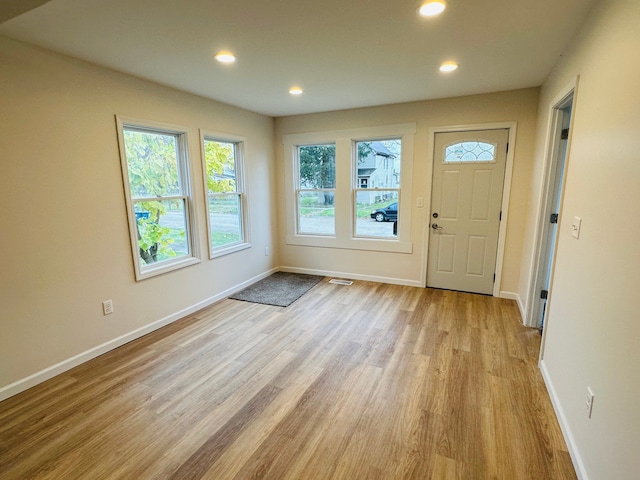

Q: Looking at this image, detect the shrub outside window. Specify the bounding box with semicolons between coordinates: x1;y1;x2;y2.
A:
201;134;249;257
116;117;199;280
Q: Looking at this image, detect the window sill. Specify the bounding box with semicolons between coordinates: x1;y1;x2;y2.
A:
136;256;201;281
210;242;251;259
285;234;412;254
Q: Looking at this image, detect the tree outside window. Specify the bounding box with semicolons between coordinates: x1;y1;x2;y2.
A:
117;118;199;280
297;144;336;235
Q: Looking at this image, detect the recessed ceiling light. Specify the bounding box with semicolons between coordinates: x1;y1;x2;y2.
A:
419;1;446;17
289;87;303;95
214;51;236;64
439;61;459;72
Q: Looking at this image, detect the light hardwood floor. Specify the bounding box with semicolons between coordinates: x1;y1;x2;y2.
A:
0;280;576;479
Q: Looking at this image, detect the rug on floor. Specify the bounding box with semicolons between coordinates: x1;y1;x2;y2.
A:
229;272;324;307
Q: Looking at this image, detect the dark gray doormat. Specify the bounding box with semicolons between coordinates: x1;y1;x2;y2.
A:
229;272;324;307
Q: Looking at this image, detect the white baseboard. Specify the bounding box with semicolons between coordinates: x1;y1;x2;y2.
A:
0;267;278;402
540;359;589;480
279;266;424;288
499;290;526;323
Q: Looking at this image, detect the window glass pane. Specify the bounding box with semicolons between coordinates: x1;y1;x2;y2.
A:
355;190;399;237
444;141;496;163
356;139;401;189
298;144;335;188
209;194;243;248
203;136;246;254
124;130;180;198
134;199;188;265
204;139;237;194
298;191;335;235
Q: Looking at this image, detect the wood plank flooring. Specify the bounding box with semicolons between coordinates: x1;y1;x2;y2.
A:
0;280;576;479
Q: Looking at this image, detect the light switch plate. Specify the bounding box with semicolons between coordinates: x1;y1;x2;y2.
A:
571;216;582;239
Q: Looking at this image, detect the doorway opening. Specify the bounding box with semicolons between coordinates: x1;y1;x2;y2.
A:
527;90;574;331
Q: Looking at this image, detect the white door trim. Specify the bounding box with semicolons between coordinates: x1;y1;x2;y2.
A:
527;90;575;330
421;121;517;297
524;78;579;331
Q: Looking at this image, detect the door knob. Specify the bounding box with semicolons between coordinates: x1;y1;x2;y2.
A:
431;223;442;230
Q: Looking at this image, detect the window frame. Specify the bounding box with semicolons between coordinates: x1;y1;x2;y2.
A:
200;130;250;259
116;116;200;281
283;123;415;253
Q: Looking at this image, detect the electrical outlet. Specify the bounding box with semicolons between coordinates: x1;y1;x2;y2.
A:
585;387;595;418
102;300;114;316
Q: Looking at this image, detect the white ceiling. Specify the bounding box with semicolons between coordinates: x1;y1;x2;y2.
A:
0;0;596;117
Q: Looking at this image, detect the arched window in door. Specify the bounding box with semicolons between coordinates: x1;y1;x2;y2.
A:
444;140;496;163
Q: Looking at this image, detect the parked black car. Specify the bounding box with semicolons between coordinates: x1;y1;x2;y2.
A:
370;202;398;222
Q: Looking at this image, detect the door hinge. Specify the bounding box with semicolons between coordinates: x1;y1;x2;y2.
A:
550;213;559;224
506;142;509;153
561;128;569;140
493;274;496;283
499;211;502;221
540;290;548;300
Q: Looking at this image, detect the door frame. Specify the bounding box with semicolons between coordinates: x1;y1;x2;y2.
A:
421;122;518;297
526;80;578;330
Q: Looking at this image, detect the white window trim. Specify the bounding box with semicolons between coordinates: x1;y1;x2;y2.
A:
283;123;415;254
199;130;250;259
116;115;200;281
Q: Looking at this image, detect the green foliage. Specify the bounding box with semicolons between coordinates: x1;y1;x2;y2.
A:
125;131;179;198
299;145;335;189
299;145;335;206
124;133;235;264
204;140;236;194
204;140;242;249
124;130;186;265
137;216;176;264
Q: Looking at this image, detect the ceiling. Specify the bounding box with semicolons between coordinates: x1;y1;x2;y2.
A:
0;0;596;117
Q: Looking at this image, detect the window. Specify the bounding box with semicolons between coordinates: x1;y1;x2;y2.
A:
296;144;336;236
116;117;199;280
444;141;496;163
201;133;249;257
354;139;401;238
283;123;415;253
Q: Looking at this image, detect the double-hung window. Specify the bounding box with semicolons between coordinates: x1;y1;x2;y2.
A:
201;133;249;257
354;138;401;238
296;144;336;236
116;117;199;280
284;123;415;253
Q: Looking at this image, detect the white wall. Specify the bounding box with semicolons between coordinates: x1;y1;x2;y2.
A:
275;89;539;296
524;0;640;478
0;36;277;397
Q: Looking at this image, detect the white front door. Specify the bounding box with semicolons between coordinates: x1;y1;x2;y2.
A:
427;129;509;295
